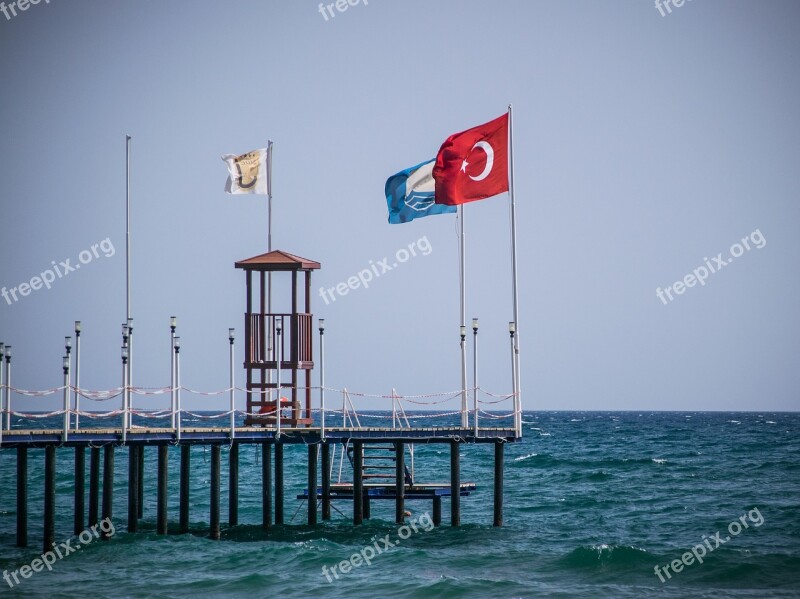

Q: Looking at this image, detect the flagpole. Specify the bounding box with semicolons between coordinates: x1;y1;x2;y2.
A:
507;105;521;437
267;140;274;404
126;134;131;323
459;206;468;428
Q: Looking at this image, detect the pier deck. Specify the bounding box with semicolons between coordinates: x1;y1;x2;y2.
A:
0;426;519;447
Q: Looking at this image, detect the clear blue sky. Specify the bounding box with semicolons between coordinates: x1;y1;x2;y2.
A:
1;0;798;412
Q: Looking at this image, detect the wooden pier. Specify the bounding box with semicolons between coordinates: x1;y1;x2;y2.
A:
1;425;517;551
0;248;522;549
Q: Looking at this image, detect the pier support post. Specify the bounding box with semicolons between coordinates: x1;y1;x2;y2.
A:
262;442;272;528
229;444;239;527
180;445;190;533
363;494;371;519
44;445;56;553
127;446;139;533
210;445;221;540
275;443;284;525
308;444;318;525
432;496;442;526
395;442;405;524
157;445;168;535
137;445;144;519
321;443;331;521
102;445;114;539
74;446;85;535
493;441;504;527
16;447;27;547
353;441;363;526
450;440;460;527
89;447;100;528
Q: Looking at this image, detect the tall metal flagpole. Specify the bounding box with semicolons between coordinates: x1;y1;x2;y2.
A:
507;105;522;436
267;140;274;404
126;135;132;323
459;206;468;428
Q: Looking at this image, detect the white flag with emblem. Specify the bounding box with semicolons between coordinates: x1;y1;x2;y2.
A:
222;147;270;195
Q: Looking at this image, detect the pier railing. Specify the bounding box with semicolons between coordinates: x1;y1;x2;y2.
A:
0;383;520;444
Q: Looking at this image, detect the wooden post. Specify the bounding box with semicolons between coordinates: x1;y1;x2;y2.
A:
493;441;504;527
432;495;442;527
157;445;168;535
395;442;405;524
137;445;144;519
363;493;371;520
16;447;27;547
210;445;220;540
72;446;86;535
229;444;239;527
262;442;272;528
127;446;139;533
321;443;331;521
353;441;363;525
450;440;460;527
179;445;190;533
102;445;114;539
274;443;284;525
44;445;56;553
74;446;85;536
89;447;100;528
308;444;318;525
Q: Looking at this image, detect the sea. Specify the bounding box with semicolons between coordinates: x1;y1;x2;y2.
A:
1;411;799;598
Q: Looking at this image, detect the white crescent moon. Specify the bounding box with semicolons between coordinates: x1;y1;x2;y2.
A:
468;141;494;182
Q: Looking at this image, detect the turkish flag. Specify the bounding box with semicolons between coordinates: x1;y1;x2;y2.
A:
433;113;509;206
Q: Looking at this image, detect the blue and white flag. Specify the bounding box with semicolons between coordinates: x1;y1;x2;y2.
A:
385;159;457;224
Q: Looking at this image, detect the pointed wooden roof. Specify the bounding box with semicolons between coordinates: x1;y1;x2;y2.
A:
235;250;321;272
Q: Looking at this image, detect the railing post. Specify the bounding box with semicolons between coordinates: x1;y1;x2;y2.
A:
319;319;325;440
472;318;479;437
74;322;82;430
62;355;70;443
121;345;128;445
276;323;282;438
229;328;235;439
174;337;181;442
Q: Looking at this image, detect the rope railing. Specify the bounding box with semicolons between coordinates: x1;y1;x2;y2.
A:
0;383;521;445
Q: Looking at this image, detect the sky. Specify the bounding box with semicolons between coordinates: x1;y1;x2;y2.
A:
0;0;798;413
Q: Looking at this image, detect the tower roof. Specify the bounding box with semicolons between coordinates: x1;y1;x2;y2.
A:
234;250;321;272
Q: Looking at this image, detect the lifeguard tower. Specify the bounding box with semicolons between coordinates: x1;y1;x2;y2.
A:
235;250;320;426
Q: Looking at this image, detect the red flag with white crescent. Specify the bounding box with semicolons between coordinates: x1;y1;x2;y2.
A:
432;113;509;206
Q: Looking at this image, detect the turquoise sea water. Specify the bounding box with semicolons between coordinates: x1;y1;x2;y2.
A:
1;412;799;598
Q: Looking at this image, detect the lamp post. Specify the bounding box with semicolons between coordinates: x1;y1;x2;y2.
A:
174;336;181;442
121;344;129;444
65;337;72;438
74;321;81;430
472;318;479;436
4;345;11;430
62;355;70;442
319;319;325;440
229;328;235;438
509;322;519;436
127;318;134;426
0;344;4;437
275;323;282;438
170;317;177;428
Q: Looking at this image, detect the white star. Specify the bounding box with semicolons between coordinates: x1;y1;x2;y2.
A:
460;159;469;173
